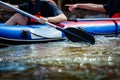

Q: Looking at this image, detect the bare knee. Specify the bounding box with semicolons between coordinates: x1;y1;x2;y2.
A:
5;13;28;25
15;13;28;25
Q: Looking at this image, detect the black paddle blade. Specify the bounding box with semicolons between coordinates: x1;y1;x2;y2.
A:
64;27;95;44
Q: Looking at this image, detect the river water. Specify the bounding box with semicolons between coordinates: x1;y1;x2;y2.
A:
0;36;120;80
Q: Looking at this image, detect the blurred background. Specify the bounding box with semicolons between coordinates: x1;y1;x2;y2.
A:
0;0;109;22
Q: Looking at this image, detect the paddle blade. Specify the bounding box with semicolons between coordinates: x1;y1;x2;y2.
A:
64;28;95;44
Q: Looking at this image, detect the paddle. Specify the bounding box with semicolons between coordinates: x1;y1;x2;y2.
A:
0;1;95;44
68;18;120;21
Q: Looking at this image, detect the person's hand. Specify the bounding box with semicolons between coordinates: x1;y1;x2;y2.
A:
65;4;78;12
38;17;48;24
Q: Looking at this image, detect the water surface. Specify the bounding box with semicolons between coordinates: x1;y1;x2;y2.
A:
0;36;120;80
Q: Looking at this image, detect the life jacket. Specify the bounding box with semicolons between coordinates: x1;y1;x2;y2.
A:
30;0;56;22
111;13;120;18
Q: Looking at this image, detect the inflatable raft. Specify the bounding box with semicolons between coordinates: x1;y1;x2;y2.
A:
1;1;120;46
0;23;65;46
63;20;120;36
0;20;120;46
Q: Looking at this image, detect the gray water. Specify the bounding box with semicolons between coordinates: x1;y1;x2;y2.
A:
0;36;120;80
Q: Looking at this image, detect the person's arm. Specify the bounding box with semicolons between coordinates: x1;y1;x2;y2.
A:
47;13;67;23
65;3;106;13
39;1;67;24
46;1;67;23
38;13;67;24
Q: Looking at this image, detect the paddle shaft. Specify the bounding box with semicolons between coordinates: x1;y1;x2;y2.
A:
69;18;120;21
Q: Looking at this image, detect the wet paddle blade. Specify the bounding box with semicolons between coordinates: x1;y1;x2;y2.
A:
64;28;95;44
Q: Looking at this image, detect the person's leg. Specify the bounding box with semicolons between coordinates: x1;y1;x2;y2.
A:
5;13;28;25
